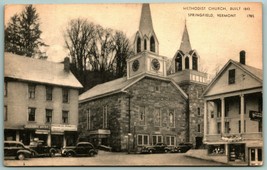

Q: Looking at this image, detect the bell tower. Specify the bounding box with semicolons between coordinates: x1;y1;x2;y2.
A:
127;3;167;80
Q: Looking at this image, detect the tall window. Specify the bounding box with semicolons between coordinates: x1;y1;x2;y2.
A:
46;109;53;123
169;110;175;127
137;37;141;53
87;109;91;130
150;36;155;52
154;108;161;126
225;101;230;117
4;106;7;121
225;122;230;133
217;122;221;134
4;81;7;97
228;69;236;84
46;86;53;101
152;135;163;145
62;88;69;103
137;134;149;146
259;120;262;132
166;136;175;146
140;106;146;125
238;120;241;133
175;54;182;71
197;107;201;116
192;55;198;70
197;124;201;132
103;105;108;128
217;101;221;117
28;84;36;99
62;111;69;124
185;57;189;69
28;107;36;121
144;39;147;50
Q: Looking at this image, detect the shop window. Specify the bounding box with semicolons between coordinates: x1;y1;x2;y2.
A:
152;135;163;145
28;107;36;121
28;84;36;99
229;144;245;162
46;86;53;101
228;69;235;84
62;110;69;124
154;108;161;127
150;36;155;52
46;109;53;123
137;134;149;146
166;136;175;146
208;144;225;155
140;106;146;125
62;88;69;103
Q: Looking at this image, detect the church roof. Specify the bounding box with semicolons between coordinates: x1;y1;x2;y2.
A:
4;53;83;88
179;23;192;54
139;3;154;37
79;74;188;103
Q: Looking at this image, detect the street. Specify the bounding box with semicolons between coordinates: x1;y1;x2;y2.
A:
4;151;225;166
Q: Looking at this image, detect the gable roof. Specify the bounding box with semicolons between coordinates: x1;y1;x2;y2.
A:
79;74;188;103
4;53;83;88
203;59;262;96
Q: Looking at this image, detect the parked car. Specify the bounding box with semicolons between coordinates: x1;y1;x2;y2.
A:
4;141;32;160
141;143;172;154
172;143;193;153
29;140;60;157
61;142;98;157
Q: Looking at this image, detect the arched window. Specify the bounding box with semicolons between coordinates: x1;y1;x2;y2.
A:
144;39;147;50
150;36;155;52
137;37;141;53
192;54;198;71
185;56;189;69
175;53;182;71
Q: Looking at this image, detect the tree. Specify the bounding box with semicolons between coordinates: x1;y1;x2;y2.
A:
5;5;47;57
64;18;133;92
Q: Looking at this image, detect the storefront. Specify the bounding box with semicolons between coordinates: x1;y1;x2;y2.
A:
51;124;78;147
247;141;263;166
88;129;111;147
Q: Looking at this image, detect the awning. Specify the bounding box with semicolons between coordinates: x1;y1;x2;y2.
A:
35;129;49;134
51;132;64;135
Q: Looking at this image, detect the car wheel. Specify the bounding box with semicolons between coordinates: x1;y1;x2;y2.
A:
178;149;181;153
149;149;153;154
17;153;25;160
66;152;73;157
50;150;56;157
164;149;169;153
89;151;95;157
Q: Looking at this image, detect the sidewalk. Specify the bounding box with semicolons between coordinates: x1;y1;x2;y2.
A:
184;149;248;166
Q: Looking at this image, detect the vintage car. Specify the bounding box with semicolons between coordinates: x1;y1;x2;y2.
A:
29;140;59;157
171;143;193;153
4;141;32;160
61;142;98;157
141;143;172;154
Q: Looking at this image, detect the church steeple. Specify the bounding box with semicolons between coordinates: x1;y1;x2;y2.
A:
139;3;154;37
134;3;159;55
179;22;192;54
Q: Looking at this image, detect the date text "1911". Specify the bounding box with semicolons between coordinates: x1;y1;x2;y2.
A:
247;14;254;18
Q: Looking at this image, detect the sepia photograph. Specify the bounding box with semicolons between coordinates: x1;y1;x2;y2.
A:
3;2;263;167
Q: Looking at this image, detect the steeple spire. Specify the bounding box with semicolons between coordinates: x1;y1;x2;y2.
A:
179;22;192;53
139;3;154;37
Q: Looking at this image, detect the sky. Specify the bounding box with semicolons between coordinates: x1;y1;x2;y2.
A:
4;3;262;74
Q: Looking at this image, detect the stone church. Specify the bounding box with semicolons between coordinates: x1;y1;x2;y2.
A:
78;3;207;151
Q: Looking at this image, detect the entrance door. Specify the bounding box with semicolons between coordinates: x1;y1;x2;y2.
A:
249;148;263;166
195;137;203;149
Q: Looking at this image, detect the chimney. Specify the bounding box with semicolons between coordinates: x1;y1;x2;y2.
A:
64;57;70;72
240;50;246;65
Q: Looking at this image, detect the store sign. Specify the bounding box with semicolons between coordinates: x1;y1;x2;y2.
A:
89;129;111;135
222;135;242;142
24;124;49;129
51;124;77;132
249;111;262;121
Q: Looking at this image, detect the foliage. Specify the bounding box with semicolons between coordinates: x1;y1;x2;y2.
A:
5;5;47;58
64;18;133;92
